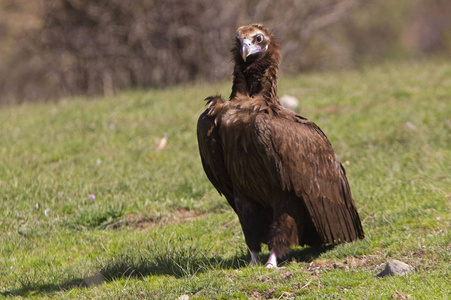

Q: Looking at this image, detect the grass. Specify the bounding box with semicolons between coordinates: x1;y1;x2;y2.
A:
0;59;450;299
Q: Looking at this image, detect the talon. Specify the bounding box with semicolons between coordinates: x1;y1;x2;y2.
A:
264;262;285;270
264;262;278;269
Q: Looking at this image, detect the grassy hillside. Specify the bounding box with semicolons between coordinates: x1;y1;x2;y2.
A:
0;60;450;299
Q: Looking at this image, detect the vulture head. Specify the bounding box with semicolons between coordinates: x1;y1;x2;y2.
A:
231;24;281;99
233;24;280;66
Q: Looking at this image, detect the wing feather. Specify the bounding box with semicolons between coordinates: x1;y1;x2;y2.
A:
253;112;364;244
197;97;236;212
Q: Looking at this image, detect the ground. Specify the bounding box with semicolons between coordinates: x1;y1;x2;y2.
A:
0;60;450;299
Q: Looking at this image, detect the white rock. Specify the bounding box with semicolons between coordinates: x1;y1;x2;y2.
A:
156;133;169;151
377;260;413;277
176;295;190;300
404;122;416;130
280;95;300;111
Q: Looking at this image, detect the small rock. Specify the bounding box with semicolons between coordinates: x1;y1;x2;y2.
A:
404;122;416;130
280;95;300;111
156;133;169;151
176;295;190;300
377;260;413;277
391;291;410;299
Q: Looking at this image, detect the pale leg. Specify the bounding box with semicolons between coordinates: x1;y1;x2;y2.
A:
251;251;259;265
264;250;278;269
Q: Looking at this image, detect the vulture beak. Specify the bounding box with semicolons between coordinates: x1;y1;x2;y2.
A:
240;38;261;62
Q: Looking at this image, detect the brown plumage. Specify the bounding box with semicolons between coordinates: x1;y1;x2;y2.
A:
197;24;364;268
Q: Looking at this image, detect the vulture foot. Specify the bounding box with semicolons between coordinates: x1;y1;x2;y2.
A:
264;262;277;269
264;250;281;269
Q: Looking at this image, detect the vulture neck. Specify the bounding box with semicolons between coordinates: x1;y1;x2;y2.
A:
230;55;279;105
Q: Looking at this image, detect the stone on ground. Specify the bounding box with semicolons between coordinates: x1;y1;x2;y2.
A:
280;95;300;111
377;260;413;277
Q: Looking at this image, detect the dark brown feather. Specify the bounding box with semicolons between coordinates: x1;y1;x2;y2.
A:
197;24;364;261
197;96;236;212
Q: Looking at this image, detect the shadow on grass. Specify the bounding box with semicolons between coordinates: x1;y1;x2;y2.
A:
281;244;335;265
1;245;330;297
99;250;250;280
0;279;86;298
99;244;331;280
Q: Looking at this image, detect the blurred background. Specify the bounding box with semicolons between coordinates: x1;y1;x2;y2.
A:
0;0;450;105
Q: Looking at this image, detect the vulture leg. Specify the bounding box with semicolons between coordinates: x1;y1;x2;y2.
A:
251;251;259;265
233;188;271;264
269;200;301;262
264;250;278;269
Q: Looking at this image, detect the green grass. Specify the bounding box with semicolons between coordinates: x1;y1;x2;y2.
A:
1;60;450;299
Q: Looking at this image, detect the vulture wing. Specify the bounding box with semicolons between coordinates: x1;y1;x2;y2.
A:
197;97;236;212
253;112;364;244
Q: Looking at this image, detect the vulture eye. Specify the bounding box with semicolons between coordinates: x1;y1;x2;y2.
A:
255;34;264;43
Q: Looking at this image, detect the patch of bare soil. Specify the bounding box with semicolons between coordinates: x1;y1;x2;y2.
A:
391;291;411;299
249;288;276;300
122;209;204;231
307;254;384;273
